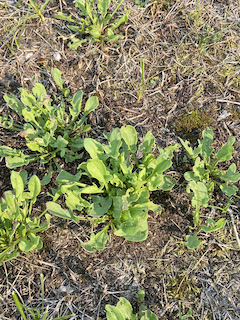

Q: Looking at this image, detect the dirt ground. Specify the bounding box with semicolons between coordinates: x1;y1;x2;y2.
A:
0;0;240;319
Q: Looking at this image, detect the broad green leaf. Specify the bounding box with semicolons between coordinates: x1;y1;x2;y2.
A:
198;128;214;163
105;305;125;320
86;159;110;186
141;310;158;320
185;234;201;250
115;297;136;320
32;83;47;98
70;90;83;119
214;136;235;164
3;94;24;114
18;234;41;252
84;138;105;159
11;171;24;199
106;127;122;158
57;170;82;184
46;202;80;223
19;88;36;108
121;126;138;153
139;130;155;154
84;96;99;114
41;164;53;185
5;155;30;169
148;175;176;191
4;191;17;213
186;181;210;208
201;218;226;233
220;183;238;197
88;196;112;216
81;226;109;252
28;175;41;202
52;68;64;89
219;163;240;183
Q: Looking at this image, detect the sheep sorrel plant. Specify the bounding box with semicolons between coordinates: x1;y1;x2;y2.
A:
47;126;179;252
0;171;50;264
0;68;99;168
179;127;240;227
105;290;158;319
55;0;130;49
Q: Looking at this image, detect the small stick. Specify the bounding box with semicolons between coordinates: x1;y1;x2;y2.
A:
228;208;240;250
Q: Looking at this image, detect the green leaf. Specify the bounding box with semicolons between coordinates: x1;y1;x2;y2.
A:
121;125;138;153
52;68;65;89
214;136;235;164
4;94;24;114
220;183;238;197
106;297;136;320
140;310;158;320
32;83;47;98
219;163;240;183
28;175;41;202
88;196;112;216
41;164;53;185
5;155;30;169
84;138;105;159
139;130;155;154
81;226;109;252
185;234;201;250
70;90;83;119
11;171;24;199
84;96;99;114
86;159;110;187
105;305;125;320
201;218;226;233
98;0;111;19
18;234;41;252
46;202;80;223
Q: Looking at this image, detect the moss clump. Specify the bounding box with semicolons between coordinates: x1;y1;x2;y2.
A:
174;108;214;133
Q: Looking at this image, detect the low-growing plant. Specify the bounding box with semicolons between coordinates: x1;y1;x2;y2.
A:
179;127;240;226
0;171;50;264
0;68;99;168
12;273;74;320
55;0;130;49
180;127;240;249
47;125;179;251
105;290;158;319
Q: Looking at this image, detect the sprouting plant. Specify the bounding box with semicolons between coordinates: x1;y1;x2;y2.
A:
55;0;130;49
179;127;240;226
47;125;179;252
134;0;149;7
0;171;50;264
105;290;158;319
0;68;99;168
12;274;74;320
180;127;240;249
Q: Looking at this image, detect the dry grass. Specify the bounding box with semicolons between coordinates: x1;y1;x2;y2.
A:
0;0;240;319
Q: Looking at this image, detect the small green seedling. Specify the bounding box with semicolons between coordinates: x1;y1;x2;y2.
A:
55;0;130;49
180;127;240;226
0;171;50;264
0;68;98;168
47;126;179;251
105;290;158;319
12;274;74;320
